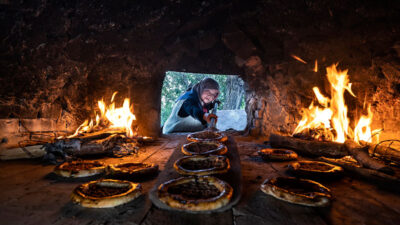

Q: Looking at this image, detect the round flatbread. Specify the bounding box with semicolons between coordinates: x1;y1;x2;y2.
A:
288;161;343;178
260;177;332;207
71;179;141;208
182;141;227;156
187;131;228;143
107;162;158;178
174;155;230;176
158;176;233;211
54;160;106;178
258;148;298;161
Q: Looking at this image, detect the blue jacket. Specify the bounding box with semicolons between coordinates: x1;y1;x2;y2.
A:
177;89;213;125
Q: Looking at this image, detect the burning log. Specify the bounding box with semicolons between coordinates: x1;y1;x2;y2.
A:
270;133;400;163
41;92;142;163
1;92;147;163
66;128;125;141
42;134;139;164
270;133;396;175
269;133;348;158
0;129;130;161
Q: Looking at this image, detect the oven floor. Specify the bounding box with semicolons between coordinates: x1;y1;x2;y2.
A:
1;135;399;225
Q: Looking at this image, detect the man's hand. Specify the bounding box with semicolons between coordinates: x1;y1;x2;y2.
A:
203;113;218;124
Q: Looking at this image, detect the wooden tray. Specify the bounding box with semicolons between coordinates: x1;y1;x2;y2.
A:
149;136;242;214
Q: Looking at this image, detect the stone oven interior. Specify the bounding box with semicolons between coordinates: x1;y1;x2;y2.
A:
1;1;400;225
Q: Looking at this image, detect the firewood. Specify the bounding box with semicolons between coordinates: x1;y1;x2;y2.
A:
269;133;348;158
365;141;400;163
270;133;398;171
43;132;140;163
344;140;394;175
67;128;125;142
0;129;125;161
0;145;45;160
319;156;400;190
63;134;123;156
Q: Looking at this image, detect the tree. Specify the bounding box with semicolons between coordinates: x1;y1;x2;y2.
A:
223;75;245;110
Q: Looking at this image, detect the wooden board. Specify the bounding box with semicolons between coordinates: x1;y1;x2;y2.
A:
0;139;179;225
148;136;242;214
233;139;400;225
141;206;233;225
2;136;400;225
233;141;328;225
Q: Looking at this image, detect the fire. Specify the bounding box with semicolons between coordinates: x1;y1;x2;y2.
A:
68;92;136;138
291;54;307;64
314;60;318;72
293;64;380;144
354;105;375;144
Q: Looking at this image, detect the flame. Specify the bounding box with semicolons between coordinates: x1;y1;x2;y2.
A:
291;54;307;64
68;92;136;138
314;60;318;72
293;64;380;144
313;87;329;107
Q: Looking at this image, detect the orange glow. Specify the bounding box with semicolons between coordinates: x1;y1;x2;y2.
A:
68;92;136;138
293;64;380;144
314;60;318;72
291;54;307;64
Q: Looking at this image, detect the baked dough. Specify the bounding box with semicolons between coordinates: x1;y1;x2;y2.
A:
260;177;332;207
174;155;230;176
54;160;106;178
158;176;233;211
258;148;298;161
187;130;228;143
108;162;158;178
182;141;227;156
288;160;343;177
71;179;141;208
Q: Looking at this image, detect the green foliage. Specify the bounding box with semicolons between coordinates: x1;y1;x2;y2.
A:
161;71;245;126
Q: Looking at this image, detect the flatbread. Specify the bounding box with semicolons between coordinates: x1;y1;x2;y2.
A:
71;179;141;208
187;131;228;143
108;162;158;178
174;155;230;176
260;177;332;207
288;160;343;177
54;160;106;178
158;176;233;211
182;141;227;156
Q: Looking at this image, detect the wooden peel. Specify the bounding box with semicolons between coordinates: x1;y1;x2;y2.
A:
208;100;220;130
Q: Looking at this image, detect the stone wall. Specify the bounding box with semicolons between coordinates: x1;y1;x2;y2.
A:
1;0;400;140
0;0;241;136
242;53;400;140
222;0;400;140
